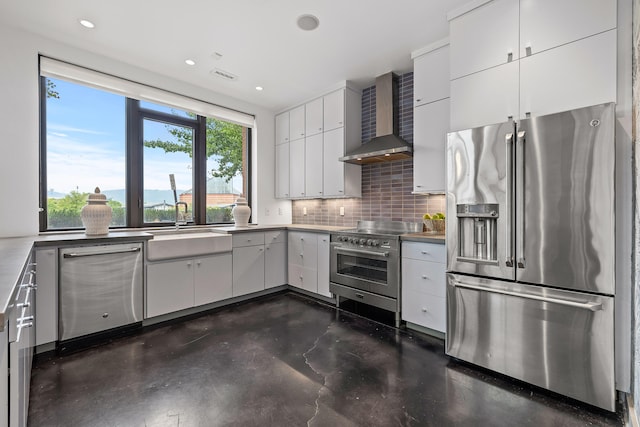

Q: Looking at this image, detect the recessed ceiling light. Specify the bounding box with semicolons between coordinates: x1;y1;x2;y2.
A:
79;19;95;29
185;59;196;66
255;86;263;91
297;14;320;31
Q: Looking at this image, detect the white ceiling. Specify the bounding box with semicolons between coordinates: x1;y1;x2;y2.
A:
0;0;470;112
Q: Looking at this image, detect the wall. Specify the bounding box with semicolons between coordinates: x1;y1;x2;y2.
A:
292;72;445;227
0;24;290;238
633;0;640;420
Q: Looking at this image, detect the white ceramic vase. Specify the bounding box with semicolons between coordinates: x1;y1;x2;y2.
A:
232;197;251;227
81;187;113;235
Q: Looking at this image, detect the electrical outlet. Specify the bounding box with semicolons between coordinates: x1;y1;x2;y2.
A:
303;207;307;215
339;206;345;216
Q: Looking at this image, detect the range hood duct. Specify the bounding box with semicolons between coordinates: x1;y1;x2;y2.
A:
340;72;413;165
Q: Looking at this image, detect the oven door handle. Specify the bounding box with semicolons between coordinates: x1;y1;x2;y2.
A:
333;246;390;258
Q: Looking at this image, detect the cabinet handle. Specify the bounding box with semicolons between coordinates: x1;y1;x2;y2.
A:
197;261;201;266
301;192;305;195
187;262;192;267
416;98;422;103
355;293;364;299
299;275;303;280
17;302;30;308
18;322;34;329
421;308;428;313
338;190;343;193
18;315;34;322
300;253;303;257
421;251;429;255
339;121;343;125
318;127;322;131
421;275;429;280
507;51;513;61
259;248;264;251
416;185;423;188
525;45;532;56
102;313;109;318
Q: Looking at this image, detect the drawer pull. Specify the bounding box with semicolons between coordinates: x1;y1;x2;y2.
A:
421;308;428;313
421;251;429;255
355;293;364;299
421;275;429;280
18;315;34;323
17;302;30;308
102;313;109;318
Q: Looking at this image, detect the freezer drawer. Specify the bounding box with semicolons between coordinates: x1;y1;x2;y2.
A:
446;273;614;411
59;243;143;341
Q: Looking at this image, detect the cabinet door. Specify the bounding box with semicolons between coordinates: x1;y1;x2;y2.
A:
232;246;265;297
323;89;345;132
449;0;519;79
520;30;616;119
35;248;57;346
402;289;446;332
265;242;287;289
305;133;324;198
317;234;331;298
275;143;290;199
322;128;345;197
413;99;449;193
301;233;319;270
289;139;306;198
275;111;290;145
288;232;304;267
289;105;306;141
194;253;232;306
519;0;616;58
402;258;446;298
146;261;194;318
305;98;324;137
414;45;449;107
450;60;519;131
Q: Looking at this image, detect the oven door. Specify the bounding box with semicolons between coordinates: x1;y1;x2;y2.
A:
330;243;398;298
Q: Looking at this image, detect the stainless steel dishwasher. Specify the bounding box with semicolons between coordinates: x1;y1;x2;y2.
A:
59;243;143;341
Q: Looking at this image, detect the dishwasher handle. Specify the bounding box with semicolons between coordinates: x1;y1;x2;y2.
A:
63;247;141;258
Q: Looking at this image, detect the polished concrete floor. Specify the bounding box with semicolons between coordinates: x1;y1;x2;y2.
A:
28;292;624;426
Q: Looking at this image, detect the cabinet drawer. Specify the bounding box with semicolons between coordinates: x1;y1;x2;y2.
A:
288;265;318;293
402;289;446;332
402;258;446;298
232;232;265;248
264;230;286;244
402;242;446;263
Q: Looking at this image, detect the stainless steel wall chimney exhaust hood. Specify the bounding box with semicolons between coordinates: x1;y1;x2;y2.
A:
340;72;412;165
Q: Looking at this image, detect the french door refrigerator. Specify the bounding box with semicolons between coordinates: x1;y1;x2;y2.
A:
445;103;616;411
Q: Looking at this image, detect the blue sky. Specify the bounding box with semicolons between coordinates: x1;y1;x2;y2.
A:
46;78;196;194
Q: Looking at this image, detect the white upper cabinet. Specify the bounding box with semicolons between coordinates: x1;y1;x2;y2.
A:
519;0;616;57
413;99;449;193
322;128;346;197
275;143;290;199
305;97;324;137
276;85;361;199
305;133;324;197
275;112;290;145
289;105;306;141
289;139;305;197
449;0;519;79
414;44;450;107
520;29;616;119
323;89;345;132
450;60;519;131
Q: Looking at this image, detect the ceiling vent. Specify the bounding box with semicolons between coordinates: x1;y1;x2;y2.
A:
210;68;238;81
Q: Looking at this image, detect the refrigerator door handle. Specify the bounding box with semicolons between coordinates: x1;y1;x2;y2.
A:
451;281;603;311
516;130;526;269
505;132;514;267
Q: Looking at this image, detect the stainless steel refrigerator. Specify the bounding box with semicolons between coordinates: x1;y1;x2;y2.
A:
445;103;616;411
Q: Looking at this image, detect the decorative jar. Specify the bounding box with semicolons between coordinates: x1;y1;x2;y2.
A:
232;197;251;227
81;187;112;235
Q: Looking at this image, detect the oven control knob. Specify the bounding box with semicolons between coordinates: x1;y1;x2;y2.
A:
359;238;366;245
372;240;380;246
366;239;373;246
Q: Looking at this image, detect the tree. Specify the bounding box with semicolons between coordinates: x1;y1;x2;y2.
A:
144;115;243;182
46;79;60;99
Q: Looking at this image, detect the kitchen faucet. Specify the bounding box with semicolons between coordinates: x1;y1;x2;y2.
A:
175;202;188;228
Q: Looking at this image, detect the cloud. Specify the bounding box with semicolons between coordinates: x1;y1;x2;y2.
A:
48;123;108;135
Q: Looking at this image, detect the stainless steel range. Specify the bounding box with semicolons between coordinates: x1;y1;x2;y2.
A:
330;220;422;327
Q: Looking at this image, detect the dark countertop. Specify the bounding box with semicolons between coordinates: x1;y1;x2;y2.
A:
401;233;446;244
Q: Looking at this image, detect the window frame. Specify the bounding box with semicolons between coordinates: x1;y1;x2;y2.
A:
39;77;252;231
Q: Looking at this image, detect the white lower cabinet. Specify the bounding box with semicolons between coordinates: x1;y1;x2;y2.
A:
317;235;331;297
265;231;287;289
35;248;57;346
233;245;265;297
146;253;232;318
288;231;330;297
401;241;446;333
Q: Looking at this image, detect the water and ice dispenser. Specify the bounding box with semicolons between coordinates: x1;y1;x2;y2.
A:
456;204;499;264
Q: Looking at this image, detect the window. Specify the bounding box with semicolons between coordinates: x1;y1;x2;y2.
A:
40;59;253;231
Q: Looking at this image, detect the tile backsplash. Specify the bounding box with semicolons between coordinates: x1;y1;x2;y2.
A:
292;72;445;227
